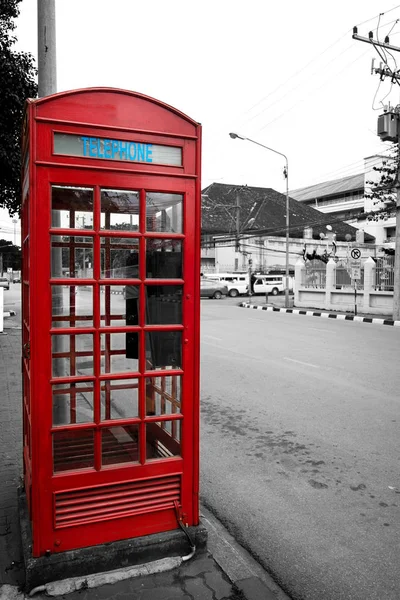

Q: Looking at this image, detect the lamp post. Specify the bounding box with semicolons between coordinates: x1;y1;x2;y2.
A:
229;132;290;308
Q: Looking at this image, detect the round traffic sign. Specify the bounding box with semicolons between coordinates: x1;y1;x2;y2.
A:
351;248;361;259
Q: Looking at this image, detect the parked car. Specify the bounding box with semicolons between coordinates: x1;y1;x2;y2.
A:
0;277;10;291
204;273;249;297
252;275;285;296
200;278;228;299
13;277;21;284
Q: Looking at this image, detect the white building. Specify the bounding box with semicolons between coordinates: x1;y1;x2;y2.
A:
290;155;396;248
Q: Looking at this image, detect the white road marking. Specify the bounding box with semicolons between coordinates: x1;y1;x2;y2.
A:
203;334;223;341
308;327;336;333
283;357;319;369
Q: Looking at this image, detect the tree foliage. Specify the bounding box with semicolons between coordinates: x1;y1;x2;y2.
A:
0;238;21;271
364;149;398;223
0;0;37;215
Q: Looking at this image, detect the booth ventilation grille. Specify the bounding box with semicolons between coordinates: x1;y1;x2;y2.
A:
54;474;181;529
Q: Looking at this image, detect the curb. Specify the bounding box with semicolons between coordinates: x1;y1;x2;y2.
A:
201;505;290;600
239;303;400;327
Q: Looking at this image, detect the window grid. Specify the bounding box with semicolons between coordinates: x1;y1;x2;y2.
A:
50;185;185;473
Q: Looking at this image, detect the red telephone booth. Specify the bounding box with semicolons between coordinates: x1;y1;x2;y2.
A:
21;88;201;556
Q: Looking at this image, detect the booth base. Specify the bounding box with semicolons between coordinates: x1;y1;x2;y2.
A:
18;487;208;592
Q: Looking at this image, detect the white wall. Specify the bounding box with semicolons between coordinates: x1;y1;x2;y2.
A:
212;235;377;273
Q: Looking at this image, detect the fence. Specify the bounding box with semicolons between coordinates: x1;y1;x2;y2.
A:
335;260;364;290
375;256;394;291
295;257;394;316
301;260;327;288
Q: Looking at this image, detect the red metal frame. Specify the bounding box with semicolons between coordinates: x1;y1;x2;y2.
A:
21;88;201;556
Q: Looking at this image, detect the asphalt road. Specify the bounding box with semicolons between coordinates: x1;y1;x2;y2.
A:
4;287;400;599
200;297;400;600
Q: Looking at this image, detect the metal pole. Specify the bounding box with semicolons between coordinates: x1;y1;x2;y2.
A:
248;259;252;304
228;134;290;307
354;282;357;316
285;162;290;309
236;190;240;252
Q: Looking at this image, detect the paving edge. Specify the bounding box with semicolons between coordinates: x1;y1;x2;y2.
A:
200;505;291;600
0;557;183;599
28;556;183;597
239;302;400;326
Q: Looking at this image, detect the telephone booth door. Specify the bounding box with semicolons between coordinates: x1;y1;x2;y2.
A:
21;88;201;556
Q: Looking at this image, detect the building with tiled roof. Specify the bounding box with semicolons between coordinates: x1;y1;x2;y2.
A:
201;182;370;241
200;182;375;273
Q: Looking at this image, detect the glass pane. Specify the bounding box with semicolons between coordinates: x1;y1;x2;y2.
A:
101;378;139;420
146;193;182;233
146;376;181;416
146;239;182;279
100;286;140;327
102;425;139;466
53;429;94;473
52;334;94;377
146;422;181;460
101;332;139;374
52;186;93;229
101;237;139;279
101;189;139;231
145;285;182;325
146;331;181;370
51;236;93;278
52;285;93;327
53;381;94;426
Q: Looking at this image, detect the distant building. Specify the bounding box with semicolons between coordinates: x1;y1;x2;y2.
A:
201;182;375;273
290;155;396;247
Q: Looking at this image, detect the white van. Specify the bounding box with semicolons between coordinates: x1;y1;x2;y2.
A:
252;275;293;296
203;273;249;297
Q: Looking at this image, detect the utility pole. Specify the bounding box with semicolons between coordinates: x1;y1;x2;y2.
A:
235;189;240;252
248;258;252;304
37;1;67;422
12;218;18;246
394;187;400;320
353;26;400;321
38;0;57;96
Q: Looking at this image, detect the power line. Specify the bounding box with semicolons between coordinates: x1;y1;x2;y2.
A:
240;11;400;130
243;43;357;127
355;5;400;28
256;49;370;134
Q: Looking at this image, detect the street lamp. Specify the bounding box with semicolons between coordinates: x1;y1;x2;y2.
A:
229;132;290;308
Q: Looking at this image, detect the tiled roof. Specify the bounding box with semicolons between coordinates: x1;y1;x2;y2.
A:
201;182;374;242
290;173;364;202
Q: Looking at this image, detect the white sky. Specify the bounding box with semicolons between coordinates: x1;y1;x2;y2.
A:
3;0;400;245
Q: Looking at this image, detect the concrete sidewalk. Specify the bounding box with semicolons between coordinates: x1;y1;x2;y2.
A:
0;315;285;600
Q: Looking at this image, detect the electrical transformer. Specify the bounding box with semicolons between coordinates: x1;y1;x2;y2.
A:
377;111;399;142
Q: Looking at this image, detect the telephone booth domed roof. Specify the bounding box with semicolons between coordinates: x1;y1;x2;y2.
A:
31;87;199;136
